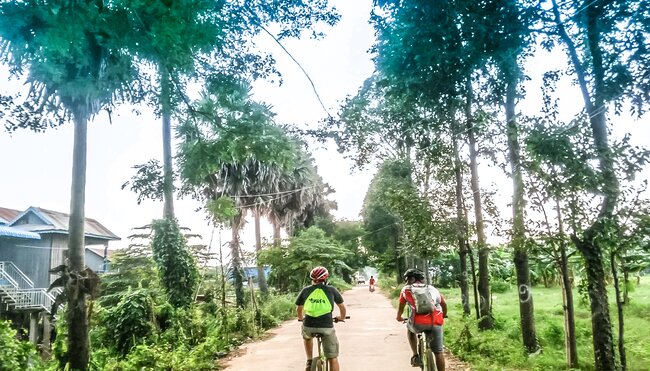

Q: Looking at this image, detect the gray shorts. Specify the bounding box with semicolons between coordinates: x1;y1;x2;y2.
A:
302;326;339;359
407;323;444;353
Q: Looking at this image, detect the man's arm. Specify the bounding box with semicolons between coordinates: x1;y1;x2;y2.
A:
297;305;304;321
440;296;448;317
396;300;406;322
336;303;346;321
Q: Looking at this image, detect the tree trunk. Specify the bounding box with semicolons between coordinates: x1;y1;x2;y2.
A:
254;208;268;294
67;107;90;370
611;253;626;371
465;79;493;330
560;245;578;368
452;133;471;316
556;197;578;368
394;233;402;285
504;69;538;352
272;218;282;247
231;214;245;308
573;234;616;371
160;66;175;220
467;243;480;320
552;1;618;368
623;270;629;305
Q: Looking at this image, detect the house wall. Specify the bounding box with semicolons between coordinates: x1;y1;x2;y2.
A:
0;237;51;288
85;250;105;273
49;235;67;286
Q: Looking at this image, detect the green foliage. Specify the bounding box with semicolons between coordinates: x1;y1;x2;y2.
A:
0;320;41;370
99;246;161;308
206;196;238;225
151;218;200;308
490;280;511;294
437;278;650;370
103;288;156;356
362;159;446;277
259;226;353;292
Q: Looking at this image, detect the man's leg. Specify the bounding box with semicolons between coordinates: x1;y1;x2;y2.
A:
407;329;418;355
302;327;314;370
431;325;445;371
328;357;340;371
434;352;446;371
304;338;313;359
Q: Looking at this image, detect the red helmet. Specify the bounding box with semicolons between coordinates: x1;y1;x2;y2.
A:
310;266;329;282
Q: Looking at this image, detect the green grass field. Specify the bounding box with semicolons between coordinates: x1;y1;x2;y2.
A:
436;277;650;370
382;277;650;370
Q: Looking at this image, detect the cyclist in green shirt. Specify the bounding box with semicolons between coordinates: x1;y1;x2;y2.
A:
296;266;347;371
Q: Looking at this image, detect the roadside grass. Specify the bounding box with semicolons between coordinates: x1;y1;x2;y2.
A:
382;276;650;370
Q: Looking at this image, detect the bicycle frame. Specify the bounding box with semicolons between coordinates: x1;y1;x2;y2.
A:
417;331;436;371
403;320;436;371
299;316;350;371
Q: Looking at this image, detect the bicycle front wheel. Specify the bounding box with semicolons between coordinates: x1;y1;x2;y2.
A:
422;349;435;371
418;335;436;371
310;356;326;371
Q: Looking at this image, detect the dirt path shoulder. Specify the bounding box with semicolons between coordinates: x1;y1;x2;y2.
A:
223;285;470;370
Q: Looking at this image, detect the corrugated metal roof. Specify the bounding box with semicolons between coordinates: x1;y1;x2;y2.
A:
0;207;21;225
0;225;42;240
8;206;120;241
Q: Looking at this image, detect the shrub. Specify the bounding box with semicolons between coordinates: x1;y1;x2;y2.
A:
104;288;155;356
490;280;511;293
542;322;564;348
0;320;41;370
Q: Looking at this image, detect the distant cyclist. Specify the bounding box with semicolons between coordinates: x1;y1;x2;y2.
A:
369;275;376;292
296;266;347;371
395;268;447;370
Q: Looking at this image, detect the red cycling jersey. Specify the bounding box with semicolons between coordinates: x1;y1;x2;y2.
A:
399;283;445;326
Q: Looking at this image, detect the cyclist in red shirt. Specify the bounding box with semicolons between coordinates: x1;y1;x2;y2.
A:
396;268;447;370
368;275;376;292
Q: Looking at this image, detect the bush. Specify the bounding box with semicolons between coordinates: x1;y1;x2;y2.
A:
542;322;564;348
0;320;41;370
490;280;511;293
103;289;155;355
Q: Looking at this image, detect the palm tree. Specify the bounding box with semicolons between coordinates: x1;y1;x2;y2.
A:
178;85;300;305
0;1;137;368
268;150;322;244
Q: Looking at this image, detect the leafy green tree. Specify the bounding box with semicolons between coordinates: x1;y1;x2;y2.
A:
369;0;498;329
259;227;352;292
0;1;139;367
541;1;650;368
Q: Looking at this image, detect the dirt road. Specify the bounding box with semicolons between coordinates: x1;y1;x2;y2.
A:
224;286;469;371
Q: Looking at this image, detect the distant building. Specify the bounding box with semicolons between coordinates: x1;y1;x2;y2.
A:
0;206;119;288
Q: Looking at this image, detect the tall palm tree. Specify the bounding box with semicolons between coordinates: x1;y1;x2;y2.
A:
268;150;321;244
178;86;300;304
0;1;137;368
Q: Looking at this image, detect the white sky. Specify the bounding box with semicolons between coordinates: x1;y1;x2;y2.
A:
0;0;377;252
0;0;648;254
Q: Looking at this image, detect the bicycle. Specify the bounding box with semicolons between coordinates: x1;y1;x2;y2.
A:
299;316;350;371
403;321;436;371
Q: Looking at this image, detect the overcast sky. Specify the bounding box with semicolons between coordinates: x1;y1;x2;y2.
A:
0;0;377;252
0;0;648;254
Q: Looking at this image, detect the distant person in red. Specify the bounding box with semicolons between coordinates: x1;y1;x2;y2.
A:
368;275;376;292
